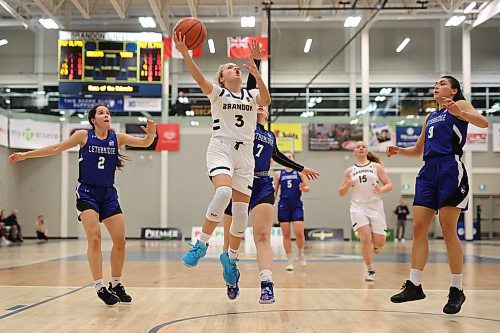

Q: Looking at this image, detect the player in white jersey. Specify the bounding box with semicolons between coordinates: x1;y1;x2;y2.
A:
173;33;271;288
338;141;392;281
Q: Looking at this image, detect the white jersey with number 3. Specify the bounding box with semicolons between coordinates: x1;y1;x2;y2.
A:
208;84;259;144
350;162;381;203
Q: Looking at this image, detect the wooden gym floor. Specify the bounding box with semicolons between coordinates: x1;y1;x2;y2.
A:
1;239;499;332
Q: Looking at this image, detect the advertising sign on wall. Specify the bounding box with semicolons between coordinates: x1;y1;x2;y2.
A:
9;119;60;149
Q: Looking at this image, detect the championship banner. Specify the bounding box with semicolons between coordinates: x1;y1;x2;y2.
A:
9;119;60;149
304;228;344;241
270;123;302;152
125;124;158;150
370;123;395;152
0;114;8;147
124;97;162;112
58;97;124;111
493;123;500;152
155;123;180;151
141;227;183;240
308;123;362;151
464;124;488;152
396;125;422;148
63;123;121;152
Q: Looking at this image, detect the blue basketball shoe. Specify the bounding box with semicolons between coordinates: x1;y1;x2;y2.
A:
220;251;240;286
259;281;275;304
226;270;240;300
182;240;208;267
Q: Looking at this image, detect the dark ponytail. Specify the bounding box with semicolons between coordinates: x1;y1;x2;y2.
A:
367;151;382;165
442;75;466;102
87;104;129;170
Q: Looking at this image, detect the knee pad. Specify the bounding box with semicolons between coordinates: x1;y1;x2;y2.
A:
206;186;232;222
230;202;249;237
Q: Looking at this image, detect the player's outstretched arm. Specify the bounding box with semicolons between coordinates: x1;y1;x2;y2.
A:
117;119;157;148
173;33;212;95
386;115;428;158
8;130;87;164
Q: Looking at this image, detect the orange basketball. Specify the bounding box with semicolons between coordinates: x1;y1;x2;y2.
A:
173;17;207;50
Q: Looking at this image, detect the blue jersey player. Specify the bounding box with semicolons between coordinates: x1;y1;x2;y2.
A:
9;104;157;306
221;39;319;304
387;76;488;314
274;153;312;272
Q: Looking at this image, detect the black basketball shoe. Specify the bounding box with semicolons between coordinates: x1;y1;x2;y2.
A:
108;282;132;303
390;280;426;303
97;286;120;305
443;287;466;314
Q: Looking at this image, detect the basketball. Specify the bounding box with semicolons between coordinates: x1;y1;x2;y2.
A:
173;17;207;50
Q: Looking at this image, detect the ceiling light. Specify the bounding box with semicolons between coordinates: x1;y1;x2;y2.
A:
396;37;411;52
304;38;312;53
445;15;466;26
139;17;156;28
208;39;215;54
464;1;476;13
39;18;58;29
0;39;7;46
344;16;362;28
241;16;255;28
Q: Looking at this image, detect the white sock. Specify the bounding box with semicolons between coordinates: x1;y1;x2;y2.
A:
298;248;304;257
366;264;373;271
199;232;211;244
111;277;121;288
286;253;293;264
409;269;423;286
95;279;105;291
260;269;273;282
228;247;238;260
451;274;463;290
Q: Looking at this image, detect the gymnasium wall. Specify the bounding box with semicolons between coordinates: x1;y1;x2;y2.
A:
2;124;499;238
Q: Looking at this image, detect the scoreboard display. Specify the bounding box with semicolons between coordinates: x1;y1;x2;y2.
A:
58;31;163;97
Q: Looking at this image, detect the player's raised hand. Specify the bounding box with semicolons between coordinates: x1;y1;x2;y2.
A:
242;56;260;78
173;32;188;54
301;167;320;180
442;98;462;117
248;39;264;60
141;119;157;136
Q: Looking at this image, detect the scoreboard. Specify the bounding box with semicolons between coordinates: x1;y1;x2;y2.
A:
58;31;163;97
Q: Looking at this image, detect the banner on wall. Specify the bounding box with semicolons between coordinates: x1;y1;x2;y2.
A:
464;124;488;152
125;124;158;150
124;97;162;112
155;123;180;151
270;123;302;152
304;228;344;241
308;123;363;151
58;97;124;111
0;114;8;147
493;123;500;152
370;123;395;152
9;119;60;149
396;125;422;148
63;123;121;152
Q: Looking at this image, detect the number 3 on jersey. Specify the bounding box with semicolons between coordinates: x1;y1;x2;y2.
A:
234;115;244;127
98;156;105;169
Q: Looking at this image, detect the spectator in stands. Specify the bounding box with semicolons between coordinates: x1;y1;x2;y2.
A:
36;215;49;242
170;90;191;116
6;208;23;242
0;210;11;246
